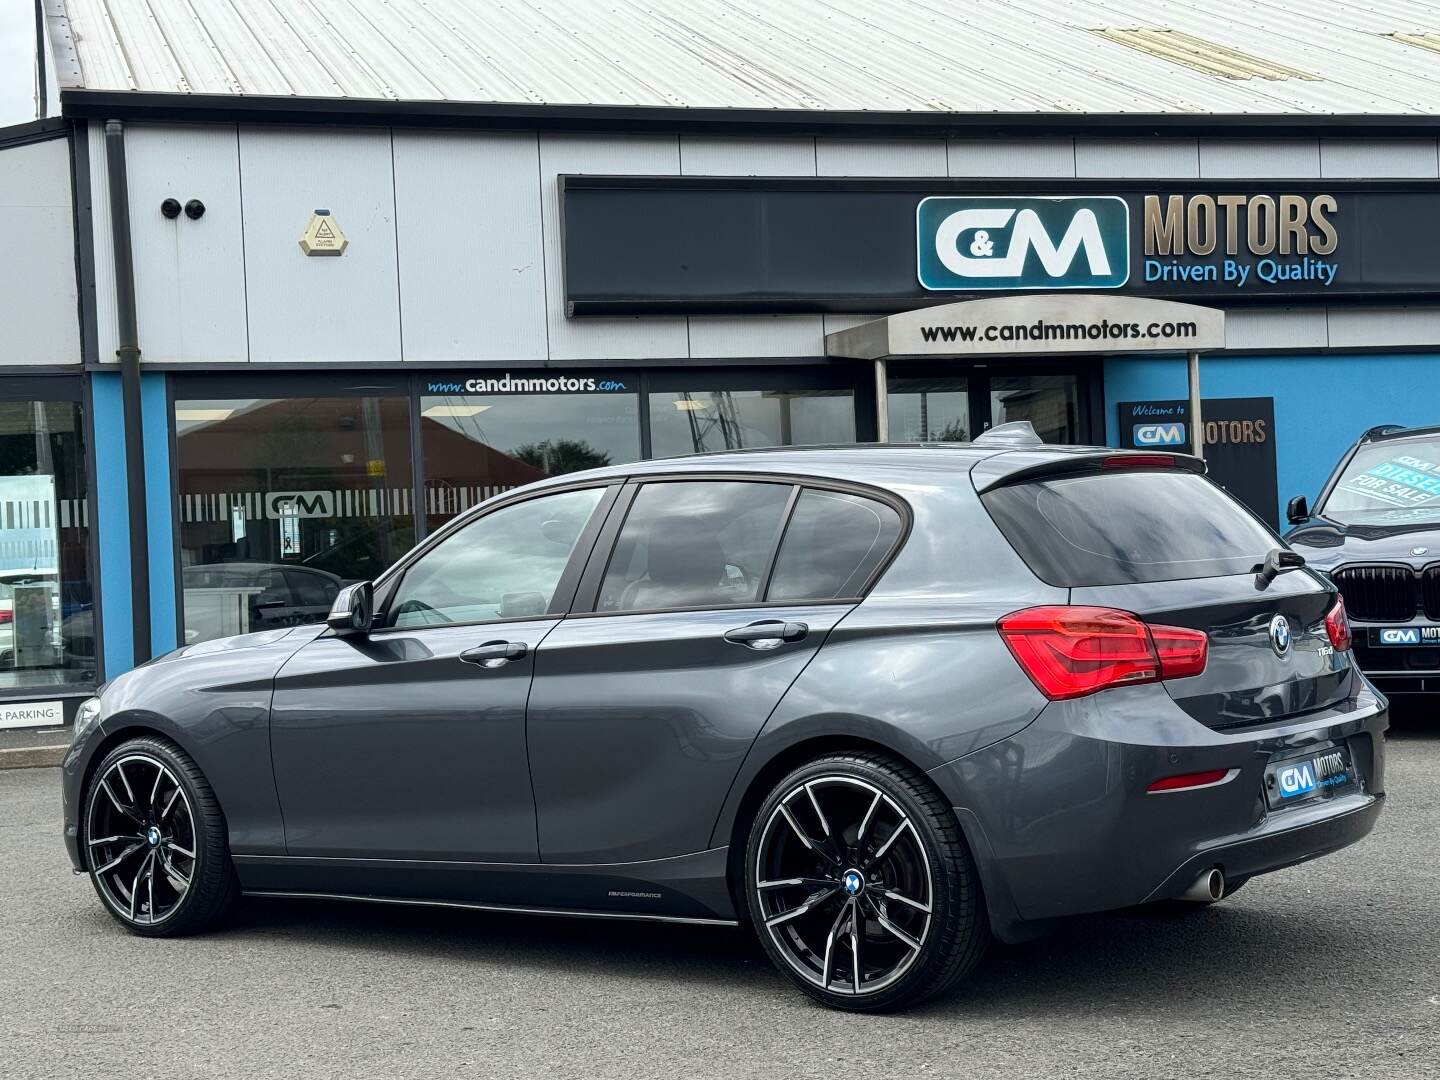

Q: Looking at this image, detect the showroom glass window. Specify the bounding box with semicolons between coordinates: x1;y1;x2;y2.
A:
420;379;640;532
648;389;855;457
0;395;94;690
990;375;1079;443
887;377;971;442
174;395;414;646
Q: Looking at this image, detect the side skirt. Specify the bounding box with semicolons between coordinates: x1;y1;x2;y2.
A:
242;890;738;927
231;844;738;923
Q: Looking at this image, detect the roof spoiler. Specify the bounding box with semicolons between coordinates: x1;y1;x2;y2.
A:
970;448;1207;493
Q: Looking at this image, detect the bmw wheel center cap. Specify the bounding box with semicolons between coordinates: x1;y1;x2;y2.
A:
146;826;162;847
842;869;866;896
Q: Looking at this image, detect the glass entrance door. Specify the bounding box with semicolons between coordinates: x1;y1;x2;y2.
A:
887;368;1089;445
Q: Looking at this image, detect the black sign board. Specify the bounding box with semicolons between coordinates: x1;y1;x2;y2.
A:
562;176;1440;315
1118;397;1279;529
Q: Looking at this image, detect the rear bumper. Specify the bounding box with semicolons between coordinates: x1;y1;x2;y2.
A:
1143;792;1381;903
929;682;1388;941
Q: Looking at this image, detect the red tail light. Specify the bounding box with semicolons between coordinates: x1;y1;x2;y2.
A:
998;606;1208;700
1325;595;1352;652
0;609;12;625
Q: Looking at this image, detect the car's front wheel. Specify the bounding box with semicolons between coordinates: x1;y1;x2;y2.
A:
83;736;239;936
745;751;989;1011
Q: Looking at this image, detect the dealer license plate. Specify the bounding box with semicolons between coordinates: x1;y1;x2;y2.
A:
1264;747;1355;810
1373;625;1440;646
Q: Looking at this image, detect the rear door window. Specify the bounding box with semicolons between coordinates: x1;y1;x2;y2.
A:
767;489;903;601
598;481;793;612
982;470;1277;586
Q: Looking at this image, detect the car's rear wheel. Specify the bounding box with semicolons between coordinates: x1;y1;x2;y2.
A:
745;751;989;1012
83;736;239;936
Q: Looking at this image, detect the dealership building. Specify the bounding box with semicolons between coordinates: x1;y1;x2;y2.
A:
5;0;1440;736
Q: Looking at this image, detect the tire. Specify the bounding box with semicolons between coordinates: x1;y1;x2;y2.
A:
82;735;240;937
744;751;989;1012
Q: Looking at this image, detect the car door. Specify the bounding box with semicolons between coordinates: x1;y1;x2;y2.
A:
527;478;906;864
269;483;617;863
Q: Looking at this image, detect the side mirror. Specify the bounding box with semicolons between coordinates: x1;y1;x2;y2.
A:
327;581;374;636
1286;495;1310;525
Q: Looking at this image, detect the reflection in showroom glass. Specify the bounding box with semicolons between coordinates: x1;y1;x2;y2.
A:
0;400;94;690
174;397;414;646
420;391;640;531
649;390;855;456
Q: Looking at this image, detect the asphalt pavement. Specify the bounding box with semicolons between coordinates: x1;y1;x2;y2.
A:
3;717;1437;1080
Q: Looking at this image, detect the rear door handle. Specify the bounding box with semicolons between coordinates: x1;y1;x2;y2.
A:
724;620;808;649
459;640;528;668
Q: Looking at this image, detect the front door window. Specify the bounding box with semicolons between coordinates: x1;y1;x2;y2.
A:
387;487;605;628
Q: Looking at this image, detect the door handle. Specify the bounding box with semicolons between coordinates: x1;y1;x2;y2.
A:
459;640;528;668
724;620;808;649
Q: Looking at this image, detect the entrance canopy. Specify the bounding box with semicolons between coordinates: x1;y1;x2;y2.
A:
825;294;1224;360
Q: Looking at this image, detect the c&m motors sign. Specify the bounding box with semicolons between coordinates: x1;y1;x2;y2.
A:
917;197;1130;291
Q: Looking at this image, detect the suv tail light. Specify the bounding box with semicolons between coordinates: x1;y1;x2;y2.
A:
1325;595;1352;652
0;609;12;625
998;606;1208;700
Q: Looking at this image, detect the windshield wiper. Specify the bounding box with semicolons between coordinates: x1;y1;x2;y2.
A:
1254;548;1306;588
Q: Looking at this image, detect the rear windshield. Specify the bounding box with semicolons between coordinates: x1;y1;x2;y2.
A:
982;470;1278;586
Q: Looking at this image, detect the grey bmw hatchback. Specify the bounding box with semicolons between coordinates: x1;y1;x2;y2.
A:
62;432;1386;1011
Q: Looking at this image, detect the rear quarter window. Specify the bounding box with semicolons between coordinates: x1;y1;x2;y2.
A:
981;470;1278;586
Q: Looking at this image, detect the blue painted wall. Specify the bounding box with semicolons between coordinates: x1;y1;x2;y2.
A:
1105;352;1440;525
90;372;176;681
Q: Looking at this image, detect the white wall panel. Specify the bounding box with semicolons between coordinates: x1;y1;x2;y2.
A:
394;131;547;362
1199;140;1320;178
1319;139;1439;178
126;124;248;363
239;127;400;363
1075;139;1198;178
89;123;118;365
1223;308;1328;352
948;139;1074;178
816;140;946;177
539;135;688;361
1328;307;1440;350
680;136;815;175
687;316;826;358
0;136;80;365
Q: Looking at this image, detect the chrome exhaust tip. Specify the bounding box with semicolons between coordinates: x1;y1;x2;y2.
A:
1180;868;1225;903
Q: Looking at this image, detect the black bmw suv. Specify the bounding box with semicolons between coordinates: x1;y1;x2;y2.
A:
1287;423;1440;696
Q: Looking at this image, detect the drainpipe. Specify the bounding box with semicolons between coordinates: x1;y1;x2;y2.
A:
104;120;152;665
33;0;47;119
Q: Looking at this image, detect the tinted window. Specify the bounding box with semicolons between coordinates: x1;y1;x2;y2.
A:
286;570;339;607
389;487;604;627
768;490;902;601
599;481;793;612
983;471;1277;586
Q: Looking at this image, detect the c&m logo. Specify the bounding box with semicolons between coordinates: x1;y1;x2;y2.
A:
1277;762;1318;799
1134;422;1187;447
917;196;1130;291
266;491;335;519
1380;628;1421;645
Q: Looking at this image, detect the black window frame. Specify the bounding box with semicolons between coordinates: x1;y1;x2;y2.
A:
568;471;912;618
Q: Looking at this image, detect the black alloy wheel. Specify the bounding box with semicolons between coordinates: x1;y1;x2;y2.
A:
746;752;989;1011
84;736;240;936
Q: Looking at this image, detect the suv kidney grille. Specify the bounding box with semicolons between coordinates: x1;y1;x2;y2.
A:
1331;566;1417;622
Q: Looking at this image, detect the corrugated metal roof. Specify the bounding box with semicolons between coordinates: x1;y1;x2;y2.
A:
48;0;1440;114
